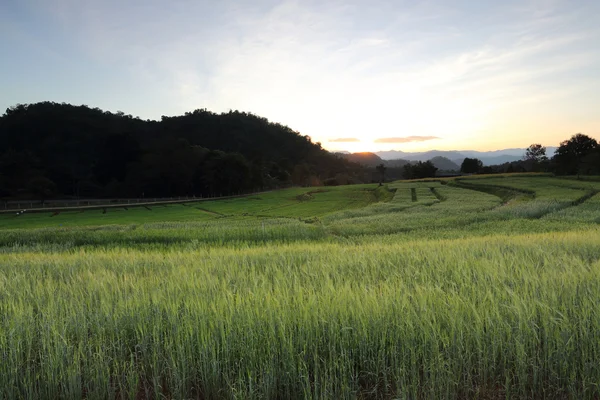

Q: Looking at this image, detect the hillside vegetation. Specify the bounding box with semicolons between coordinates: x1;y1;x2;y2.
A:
1;174;600;399
0;102;366;200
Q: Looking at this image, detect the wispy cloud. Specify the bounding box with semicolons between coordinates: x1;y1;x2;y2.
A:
329;138;360;143
375;136;440;144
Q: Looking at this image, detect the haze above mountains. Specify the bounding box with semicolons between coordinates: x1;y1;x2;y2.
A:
334;147;558;168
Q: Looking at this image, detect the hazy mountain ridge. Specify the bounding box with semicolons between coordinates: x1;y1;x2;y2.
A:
335;153;458;171
429;156;460;171
337;152;385;167
374;147;558;166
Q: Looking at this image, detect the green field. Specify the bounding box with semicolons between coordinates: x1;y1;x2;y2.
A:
1;175;600;399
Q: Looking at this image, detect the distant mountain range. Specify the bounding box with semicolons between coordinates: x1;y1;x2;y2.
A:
335;152;459;171
333;147;558;170
428;156;460;171
371;147;557;166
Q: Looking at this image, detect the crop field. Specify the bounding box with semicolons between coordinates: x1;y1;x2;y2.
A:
0;185;387;230
1;175;600;399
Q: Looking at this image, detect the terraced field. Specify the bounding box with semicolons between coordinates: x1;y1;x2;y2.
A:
0;184;388;230
1;175;599;399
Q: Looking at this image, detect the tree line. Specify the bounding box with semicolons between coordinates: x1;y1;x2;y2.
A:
0;102;368;201
1;102;597;202
375;134;600;181
459;134;600;176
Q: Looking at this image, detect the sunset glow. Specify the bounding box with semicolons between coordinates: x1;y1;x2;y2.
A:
1;0;599;152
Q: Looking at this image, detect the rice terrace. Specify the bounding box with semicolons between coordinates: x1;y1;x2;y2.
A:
1;173;600;399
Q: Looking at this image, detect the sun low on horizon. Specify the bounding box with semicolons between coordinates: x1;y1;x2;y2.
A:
1;0;600;152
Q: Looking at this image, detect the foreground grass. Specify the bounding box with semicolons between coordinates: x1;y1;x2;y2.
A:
1;231;600;399
1;175;600;399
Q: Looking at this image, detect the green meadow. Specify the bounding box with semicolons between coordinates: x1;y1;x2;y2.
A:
1;175;600;399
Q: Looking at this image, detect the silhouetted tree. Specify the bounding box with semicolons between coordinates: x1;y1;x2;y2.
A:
553;133;598;177
581;148;600;175
523;144;549;172
524;144;548;162
460;158;483;174
402;161;437;179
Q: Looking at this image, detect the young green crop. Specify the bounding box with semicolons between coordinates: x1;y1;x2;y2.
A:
1;231;600;398
1;175;600;399
0;184;386;230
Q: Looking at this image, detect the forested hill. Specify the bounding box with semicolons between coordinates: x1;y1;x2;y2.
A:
0;102;365;199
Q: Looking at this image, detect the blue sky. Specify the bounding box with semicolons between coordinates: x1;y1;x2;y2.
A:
1;0;599;152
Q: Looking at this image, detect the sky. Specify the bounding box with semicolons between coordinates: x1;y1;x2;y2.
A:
1;0;599;153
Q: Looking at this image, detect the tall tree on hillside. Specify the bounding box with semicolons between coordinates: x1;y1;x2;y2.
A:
460;158;483;174
524;144;547;162
524;144;549;172
376;164;386;186
553;133;598;177
418;161;438;178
